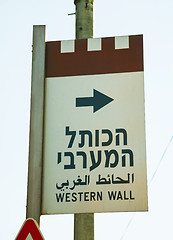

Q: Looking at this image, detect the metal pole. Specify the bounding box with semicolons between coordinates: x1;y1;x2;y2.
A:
26;25;46;224
74;1;94;239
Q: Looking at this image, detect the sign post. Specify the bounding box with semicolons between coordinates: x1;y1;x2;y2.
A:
26;25;46;224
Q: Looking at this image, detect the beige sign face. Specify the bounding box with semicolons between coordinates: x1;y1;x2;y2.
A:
42;72;148;214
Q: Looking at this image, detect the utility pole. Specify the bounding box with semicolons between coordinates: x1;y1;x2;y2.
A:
74;0;94;39
74;1;94;240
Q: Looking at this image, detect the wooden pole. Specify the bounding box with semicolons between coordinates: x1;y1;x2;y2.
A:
26;25;46;224
74;1;94;239
75;0;94;39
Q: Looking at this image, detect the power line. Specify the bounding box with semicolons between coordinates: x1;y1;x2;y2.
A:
120;135;173;240
149;135;173;184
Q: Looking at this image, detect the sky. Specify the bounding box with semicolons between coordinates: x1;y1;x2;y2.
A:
1;0;173;239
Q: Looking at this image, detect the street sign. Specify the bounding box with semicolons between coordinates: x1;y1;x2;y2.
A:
15;219;44;240
42;35;148;214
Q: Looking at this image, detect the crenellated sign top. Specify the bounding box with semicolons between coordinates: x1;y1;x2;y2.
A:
45;35;143;78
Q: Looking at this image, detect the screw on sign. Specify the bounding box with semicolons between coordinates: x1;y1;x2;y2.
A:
15;218;44;240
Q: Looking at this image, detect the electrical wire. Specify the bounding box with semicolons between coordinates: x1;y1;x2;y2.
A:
149;135;173;184
120;135;173;240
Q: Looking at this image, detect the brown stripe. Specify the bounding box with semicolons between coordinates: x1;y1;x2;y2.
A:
45;35;143;78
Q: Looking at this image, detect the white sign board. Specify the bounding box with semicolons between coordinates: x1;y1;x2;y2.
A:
42;35;148;214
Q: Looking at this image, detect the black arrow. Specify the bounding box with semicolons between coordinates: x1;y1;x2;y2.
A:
76;89;114;113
